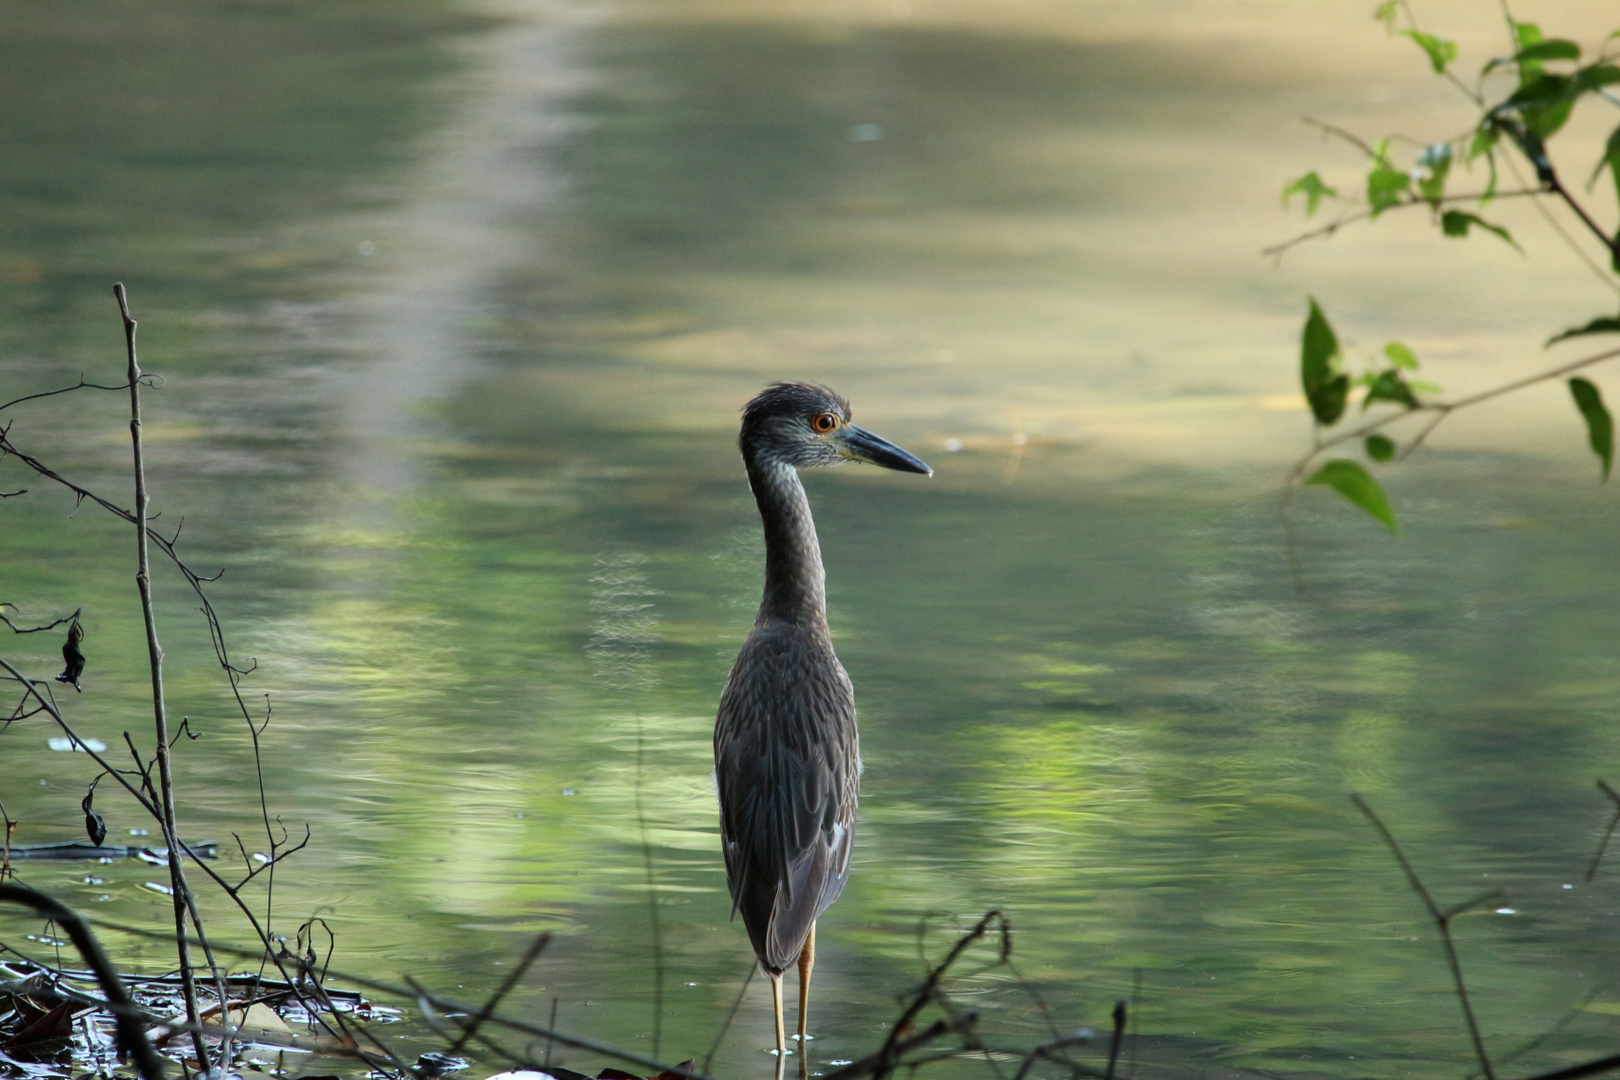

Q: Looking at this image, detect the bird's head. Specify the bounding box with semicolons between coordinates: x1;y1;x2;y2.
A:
740;382;932;476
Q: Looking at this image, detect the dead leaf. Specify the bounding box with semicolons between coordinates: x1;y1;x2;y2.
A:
200;1001;295;1035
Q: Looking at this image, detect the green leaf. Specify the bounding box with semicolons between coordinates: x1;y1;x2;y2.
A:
1417;143;1452;205
1307;460;1398;531
1592;122;1620;192
1514;22;1545;80
1367;142;1410;216
1365;434;1396;462
1363;370;1421;410
1404;30;1459;74
1368;165;1409;213
1301;298;1348;426
1503;74;1577;137
1514;40;1580;63
1547;316;1620;346
1468;125;1499;160
1384;341;1420;369
1282;171;1337;216
1373;1;1397;31
1441;210;1517;247
1574;64;1620;94
1568;377;1613;481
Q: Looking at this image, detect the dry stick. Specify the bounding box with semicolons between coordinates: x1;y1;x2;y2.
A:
1351;794;1500;1080
0;365;298;949
870;911;1007;1080
0;375;145;415
114;283;214;1074
1586;780;1620;882
447;932;551;1054
368;973;708;1080
0;605;81;635
92;916;710;1080
4;327;305;1058
0;658;160;819
0;882;166;1080
0;433;324;1024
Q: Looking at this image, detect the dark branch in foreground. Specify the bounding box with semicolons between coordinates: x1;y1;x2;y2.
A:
0;882;167;1080
1353;794;1501;1080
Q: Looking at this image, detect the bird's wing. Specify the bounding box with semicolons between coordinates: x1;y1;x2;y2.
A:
714;624;859;973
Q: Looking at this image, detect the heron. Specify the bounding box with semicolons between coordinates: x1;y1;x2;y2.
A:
714;382;931;1068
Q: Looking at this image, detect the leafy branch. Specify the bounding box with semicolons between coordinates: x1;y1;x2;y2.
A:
1271;4;1620;530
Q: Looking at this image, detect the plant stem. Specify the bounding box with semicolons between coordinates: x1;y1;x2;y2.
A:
115;283;211;1073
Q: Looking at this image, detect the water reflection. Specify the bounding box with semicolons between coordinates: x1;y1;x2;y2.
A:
5;0;1620;1078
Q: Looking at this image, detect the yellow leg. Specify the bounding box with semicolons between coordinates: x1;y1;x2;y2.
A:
796;923;816;1077
796;923;816;1048
770;970;786;1061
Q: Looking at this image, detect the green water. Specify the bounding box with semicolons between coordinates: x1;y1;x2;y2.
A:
6;2;1620;1077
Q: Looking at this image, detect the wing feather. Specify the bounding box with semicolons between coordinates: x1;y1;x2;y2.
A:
714;621;859;973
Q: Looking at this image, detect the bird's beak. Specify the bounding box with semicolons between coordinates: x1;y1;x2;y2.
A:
833;425;933;476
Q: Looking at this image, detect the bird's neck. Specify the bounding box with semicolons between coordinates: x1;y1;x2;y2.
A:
746;457;828;629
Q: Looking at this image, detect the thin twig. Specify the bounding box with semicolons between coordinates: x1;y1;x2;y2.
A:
871;911;1008;1080
1303;116;1381;159
0;605;81;636
0;375;147;415
448;932;551;1054
0;359;322;1040
1586;780;1620;881
1351;794;1498;1080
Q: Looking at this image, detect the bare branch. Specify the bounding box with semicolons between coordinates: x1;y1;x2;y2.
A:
448;932;552;1054
0;605;80;635
1352;794;1497;1080
0;374;148;415
1586;779;1620;881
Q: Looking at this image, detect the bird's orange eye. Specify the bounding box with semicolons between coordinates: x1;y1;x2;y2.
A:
811;413;839;434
